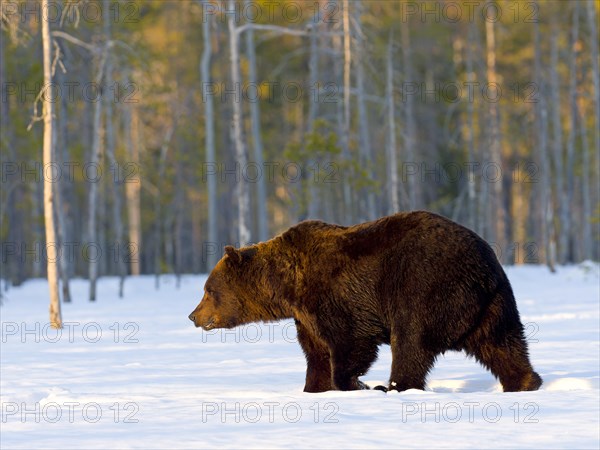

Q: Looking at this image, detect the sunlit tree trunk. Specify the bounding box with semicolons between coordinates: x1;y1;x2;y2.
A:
341;0;352;223
42;0;62;327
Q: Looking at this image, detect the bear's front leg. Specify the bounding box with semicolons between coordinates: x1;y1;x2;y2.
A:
296;320;333;393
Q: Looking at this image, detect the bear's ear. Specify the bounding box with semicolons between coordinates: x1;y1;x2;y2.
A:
224;245;258;266
224;245;242;264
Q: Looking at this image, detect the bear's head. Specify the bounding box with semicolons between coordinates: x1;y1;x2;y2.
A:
188;244;290;330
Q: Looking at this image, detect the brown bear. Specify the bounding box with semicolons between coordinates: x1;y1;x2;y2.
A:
189;211;542;393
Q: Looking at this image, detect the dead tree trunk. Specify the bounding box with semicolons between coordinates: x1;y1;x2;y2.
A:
401;20;417;210
564;2;580;263
306;21;320;219
55;64;72;301
201;3;218;269
549;22;566;265
88;47;107;301
355;0;376;221
534;13;555;272
386;32;399;214
585;0;599;260
577;72;592;261
341;0;353;223
485;12;507;262
244;0;268;242
154;125;174;289
228;0;251;246
465;21;477;231
103;0;125;296
124;98;142;276
42;0;62;327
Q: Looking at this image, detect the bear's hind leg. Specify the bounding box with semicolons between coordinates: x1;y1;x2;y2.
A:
330;339;379;391
388;333;437;392
465;328;542;392
296;321;333;393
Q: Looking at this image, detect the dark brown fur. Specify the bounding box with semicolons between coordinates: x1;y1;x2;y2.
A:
189;211;542;393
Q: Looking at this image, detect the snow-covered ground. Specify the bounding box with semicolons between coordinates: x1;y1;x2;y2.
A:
1;264;599;449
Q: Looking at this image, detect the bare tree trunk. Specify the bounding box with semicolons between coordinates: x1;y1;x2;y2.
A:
1;34;25;288
401;20;417;210
124;97;141;275
201;4;218;268
564;2;580;263
485;12;506;262
577;84;592;261
103;0;125;296
355;0;376;221
586;0;599;261
228;0;251;246
534;13;555;272
154;125;174;289
465;21;477;231
386;32;399;214
306;21;320;219
88;47;107;300
174;171;184;287
549;23;566;265
244;0;268;241
55;66;72;302
340;0;352;224
42;0;62;327
32;181;44;278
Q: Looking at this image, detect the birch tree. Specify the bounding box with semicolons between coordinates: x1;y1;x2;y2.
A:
41;0;62;327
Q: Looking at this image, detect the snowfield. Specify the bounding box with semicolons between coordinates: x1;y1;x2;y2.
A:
1;264;599;449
